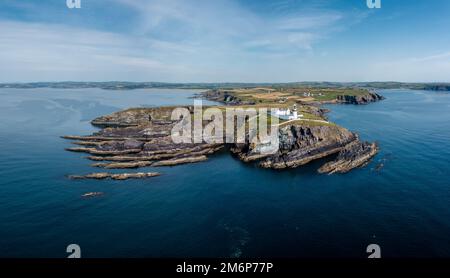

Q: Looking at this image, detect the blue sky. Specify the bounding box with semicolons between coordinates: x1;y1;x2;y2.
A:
1;0;450;82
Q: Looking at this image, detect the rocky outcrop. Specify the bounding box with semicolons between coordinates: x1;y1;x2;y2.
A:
336;92;384;105
63;106;378;178
66;147;142;155
91;107;177;127
228;119;379;173
62;135;153;141
232;124;360;169
69;172;161;180
200;90;255;105
89;153;212;168
318;141;379;174
82;192;104;198
63;107;222;177
152;155;208;166
92;161;154;169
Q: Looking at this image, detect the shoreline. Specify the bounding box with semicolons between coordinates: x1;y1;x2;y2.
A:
62;86;383;178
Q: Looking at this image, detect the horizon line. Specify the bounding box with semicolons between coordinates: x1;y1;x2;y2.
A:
2;81;450;85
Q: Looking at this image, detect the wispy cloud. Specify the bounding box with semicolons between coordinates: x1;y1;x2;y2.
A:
0;20;190;81
410;52;450;63
0;0;370;82
368;51;450;82
117;0;344;53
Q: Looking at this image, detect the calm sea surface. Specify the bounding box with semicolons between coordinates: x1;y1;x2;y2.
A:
0;88;449;258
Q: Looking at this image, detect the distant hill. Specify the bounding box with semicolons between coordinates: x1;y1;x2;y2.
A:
0;81;449;91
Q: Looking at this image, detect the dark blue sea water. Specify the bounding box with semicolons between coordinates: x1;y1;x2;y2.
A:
0;88;449;258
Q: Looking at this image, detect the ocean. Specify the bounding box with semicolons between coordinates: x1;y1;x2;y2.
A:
0;88;449;258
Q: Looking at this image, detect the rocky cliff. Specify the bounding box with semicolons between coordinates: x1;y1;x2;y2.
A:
63;106;378;178
231;124;377;172
64;107;224;174
336;92;384;105
200;90;255;105
318;141;379;174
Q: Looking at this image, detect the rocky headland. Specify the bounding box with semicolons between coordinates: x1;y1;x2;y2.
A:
63;86;382;178
233;125;354;169
200;88;384;105
335;92;384;105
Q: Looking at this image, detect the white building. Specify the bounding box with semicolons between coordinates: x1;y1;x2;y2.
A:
275;108;291;116
274;104;303;120
288;104;298;120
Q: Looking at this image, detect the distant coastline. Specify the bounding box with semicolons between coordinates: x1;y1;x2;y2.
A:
1;81;450;91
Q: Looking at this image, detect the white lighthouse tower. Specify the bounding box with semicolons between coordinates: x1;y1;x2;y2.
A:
292;104;298;119
288;104;303;120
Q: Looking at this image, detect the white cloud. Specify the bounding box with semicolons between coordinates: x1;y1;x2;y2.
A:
410;52;450;63
116;0;344;53
277;13;343;31
0;0;368;82
0;20;191;82
368;52;450;82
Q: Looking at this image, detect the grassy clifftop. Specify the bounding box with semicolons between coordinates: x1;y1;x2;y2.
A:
202;86;376;105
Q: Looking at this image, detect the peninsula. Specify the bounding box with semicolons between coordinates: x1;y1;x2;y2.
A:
63;85;383;178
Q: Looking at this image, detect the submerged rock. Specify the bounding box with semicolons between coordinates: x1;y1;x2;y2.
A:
82;192;104;198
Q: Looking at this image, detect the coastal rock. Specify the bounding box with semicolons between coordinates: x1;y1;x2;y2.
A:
63;108;224;174
152;155;208;166
123;139;145;150
63;105;378;177
200;90;255;105
91;107;177;127
65;147;142;155
91;161;154;169
318;141;379;174
61;135;154;141
232;124;357;169
112;172;161;180
69;172;161;180
86;145;223;162
82;192;104;198
336;92;384;105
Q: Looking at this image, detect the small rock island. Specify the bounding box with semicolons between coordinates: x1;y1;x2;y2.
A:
63;86;383;178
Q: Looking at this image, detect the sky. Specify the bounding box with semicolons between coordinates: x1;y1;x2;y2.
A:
1;0;450;83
